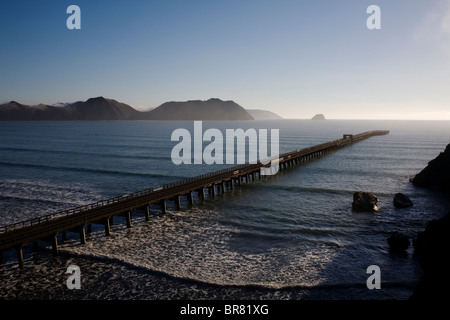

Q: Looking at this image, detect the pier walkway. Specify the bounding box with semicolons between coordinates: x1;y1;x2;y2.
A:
0;130;389;267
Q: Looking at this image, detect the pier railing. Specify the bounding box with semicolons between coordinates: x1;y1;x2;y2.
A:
0;187;155;233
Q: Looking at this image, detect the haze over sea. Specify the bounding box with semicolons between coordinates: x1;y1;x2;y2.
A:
1;119;449;300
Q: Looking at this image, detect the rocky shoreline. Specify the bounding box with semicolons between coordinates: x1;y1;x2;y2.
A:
410;212;450;300
411;143;450;192
353;143;450;299
409;143;450;300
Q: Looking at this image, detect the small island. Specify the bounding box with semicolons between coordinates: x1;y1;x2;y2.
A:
311;114;326;120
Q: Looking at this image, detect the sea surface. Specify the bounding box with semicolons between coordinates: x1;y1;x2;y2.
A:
1;120;449;300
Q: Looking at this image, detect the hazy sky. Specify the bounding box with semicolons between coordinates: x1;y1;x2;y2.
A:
1;0;450;119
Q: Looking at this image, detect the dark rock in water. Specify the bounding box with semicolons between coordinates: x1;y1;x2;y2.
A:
352;191;378;212
388;232;410;253
394;193;413;208
411;143;450;192
311;114;326;120
410;212;450;300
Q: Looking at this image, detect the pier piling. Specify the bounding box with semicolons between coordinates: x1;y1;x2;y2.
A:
16;246;24;269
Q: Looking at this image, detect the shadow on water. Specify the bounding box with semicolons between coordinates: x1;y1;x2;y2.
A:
299;187;450;300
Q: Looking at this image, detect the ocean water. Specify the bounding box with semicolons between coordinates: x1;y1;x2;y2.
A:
0;120;449;300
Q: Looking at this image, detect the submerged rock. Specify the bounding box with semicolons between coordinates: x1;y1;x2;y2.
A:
388;232;410;253
352;191;378;212
394;193;413;208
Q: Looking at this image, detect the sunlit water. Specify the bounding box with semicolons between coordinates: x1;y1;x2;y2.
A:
1;120;449;300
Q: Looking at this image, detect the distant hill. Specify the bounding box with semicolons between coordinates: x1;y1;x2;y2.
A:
0;101;70;121
68;97;140;120
0;97;255;121
133;98;254;121
311;114;326;120
0;97;139;121
246;109;282;120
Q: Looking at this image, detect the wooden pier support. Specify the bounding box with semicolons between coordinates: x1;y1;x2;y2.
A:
202;188;206;200
104;217;111;236
176;195;181;210
124;211;132;228
16;245;24;269
79;226;86;244
50;234;58;256
161;200;167;214
145;205;150;221
69;226;87;244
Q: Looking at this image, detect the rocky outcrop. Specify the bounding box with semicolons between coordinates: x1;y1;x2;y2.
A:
311;114;325;120
352;192;378;212
410;212;450;300
412;144;450;192
394;193;413;208
387;232;410;253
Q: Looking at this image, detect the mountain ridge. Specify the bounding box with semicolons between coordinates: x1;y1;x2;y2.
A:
0;97;281;121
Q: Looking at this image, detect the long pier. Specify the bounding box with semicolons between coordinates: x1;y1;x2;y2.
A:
0;130;389;268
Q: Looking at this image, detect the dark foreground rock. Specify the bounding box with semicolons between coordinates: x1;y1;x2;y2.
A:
411;143;450;192
352;192;378;212
388;232;410;253
394;193;413;208
410;212;450;300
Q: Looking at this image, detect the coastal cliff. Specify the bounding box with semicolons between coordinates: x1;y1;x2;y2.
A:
411;143;450;191
410;143;450;300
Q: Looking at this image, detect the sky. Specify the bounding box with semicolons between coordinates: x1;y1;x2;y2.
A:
1;0;450;120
